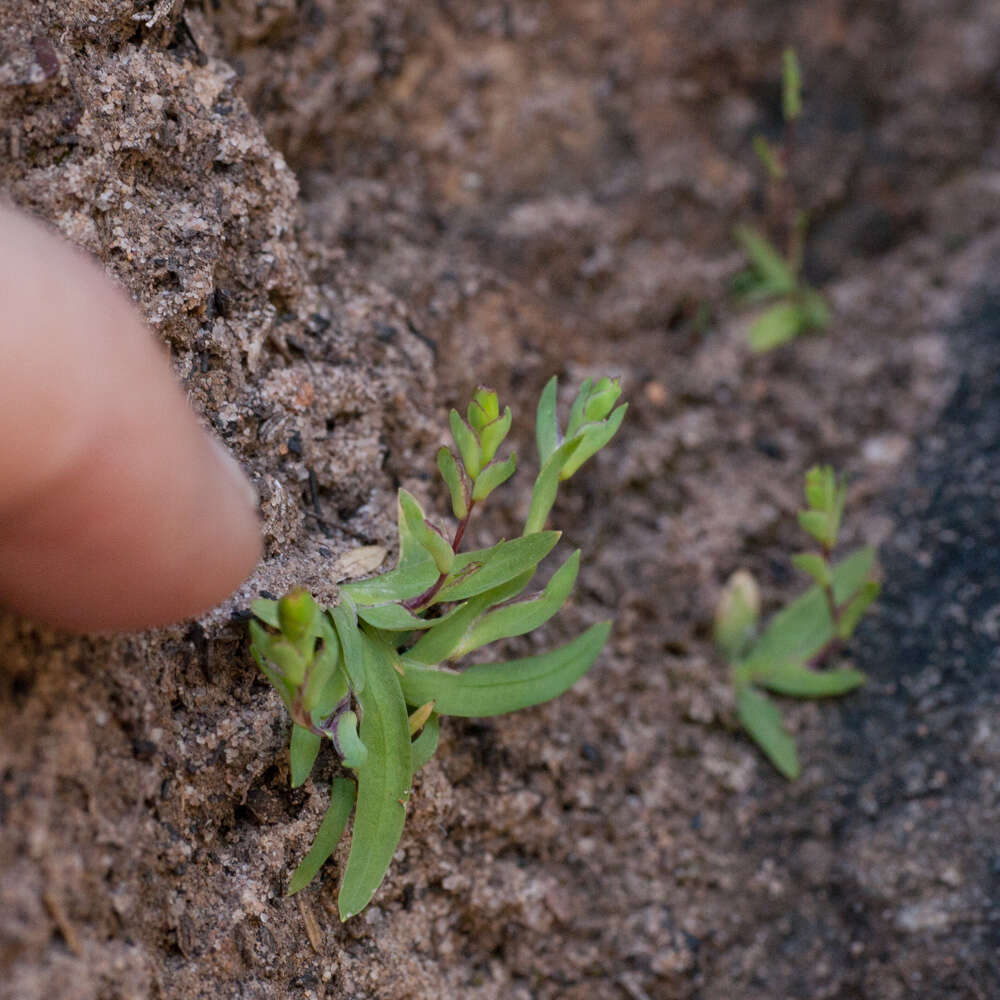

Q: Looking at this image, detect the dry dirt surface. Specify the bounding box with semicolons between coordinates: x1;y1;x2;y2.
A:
2;1;999;998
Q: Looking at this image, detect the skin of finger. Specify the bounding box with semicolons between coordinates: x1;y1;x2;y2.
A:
0;205;262;631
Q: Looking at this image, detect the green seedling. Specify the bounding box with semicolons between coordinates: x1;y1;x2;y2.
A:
734;48;831;352
714;466;879;778
250;377;625;919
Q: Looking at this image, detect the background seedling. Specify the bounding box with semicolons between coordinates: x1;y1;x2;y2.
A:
733;48;832;352
250;377;625;919
715;466;879;778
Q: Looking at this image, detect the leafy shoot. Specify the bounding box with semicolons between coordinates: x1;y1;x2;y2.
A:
249;377;625;919
714;465;879;778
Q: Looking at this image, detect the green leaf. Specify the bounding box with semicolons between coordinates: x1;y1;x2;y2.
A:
748;301;805;353
453;550;580;657
479;406;512;466
583;376;623;423
472;453;517;502
410;713;440;774
250;622;306;686
290;724;322;788
341;558;438;606
404;592;494;665
836;580;880;639
450;410;482;479
399;490;453;574
831;546;876;605
436;531;561;603
791;552;831;588
753;659;866;697
565;377;593;438
799;288;831;329
437;447;468;520
524;438;582;534
335;711;369;769
559;403;628;480
287;777;355;895
736;686;799;779
797;509;832;547
804;465;834;511
536;375;560;464
303;616;346;712
753;134;785;181
355;602;439;632
251;598;280;628
734;226;797;294
338;635;412;921
399;622;610;717
330;603;366;693
782;47;802;122
744;547;876;671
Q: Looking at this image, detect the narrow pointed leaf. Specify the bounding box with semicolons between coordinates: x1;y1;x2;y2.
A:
290;725;322;788
341;558;438;606
303;616;345;711
404;592;493;665
744;547;875;670
453;550;580;657
524;438;582;534
797;509;832;547
559;404;627;479
399;622;610;717
748;301;805;353
782;47;802;122
330;604;366;693
753;134;785;180
355;602;439;631
565;377;593;438
437;447;468;520
435;531;561;603
536;375;560;464
831;546;876;604
791;552;831;588
479;406;512;465
472;453;517;502
287;777;356;895
736;687;799;779
734;226;796;294
338;636;412;921
410;713;440;774
836;580;880;639
753;659;866;697
449;410;482;479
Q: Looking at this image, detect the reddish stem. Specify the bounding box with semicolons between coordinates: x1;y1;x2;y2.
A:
402;502;476;612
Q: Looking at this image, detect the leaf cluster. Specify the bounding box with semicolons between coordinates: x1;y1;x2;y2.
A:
734;48;831;353
714;466;879;778
249;377;625;919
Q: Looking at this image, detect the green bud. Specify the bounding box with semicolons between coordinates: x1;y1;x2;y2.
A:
582;376;622;423
467;386;500;432
714;570;761;661
278;587;320;644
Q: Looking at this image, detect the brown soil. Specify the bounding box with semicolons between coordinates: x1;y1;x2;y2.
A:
2;2;999;997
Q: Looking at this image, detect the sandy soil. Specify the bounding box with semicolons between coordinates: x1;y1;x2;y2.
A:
1;1;999;997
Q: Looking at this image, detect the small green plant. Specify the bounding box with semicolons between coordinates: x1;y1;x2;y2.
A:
714;466;879;777
734;47;831;352
249;377;625;919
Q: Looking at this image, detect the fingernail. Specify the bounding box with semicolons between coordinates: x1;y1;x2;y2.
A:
209;437;259;513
